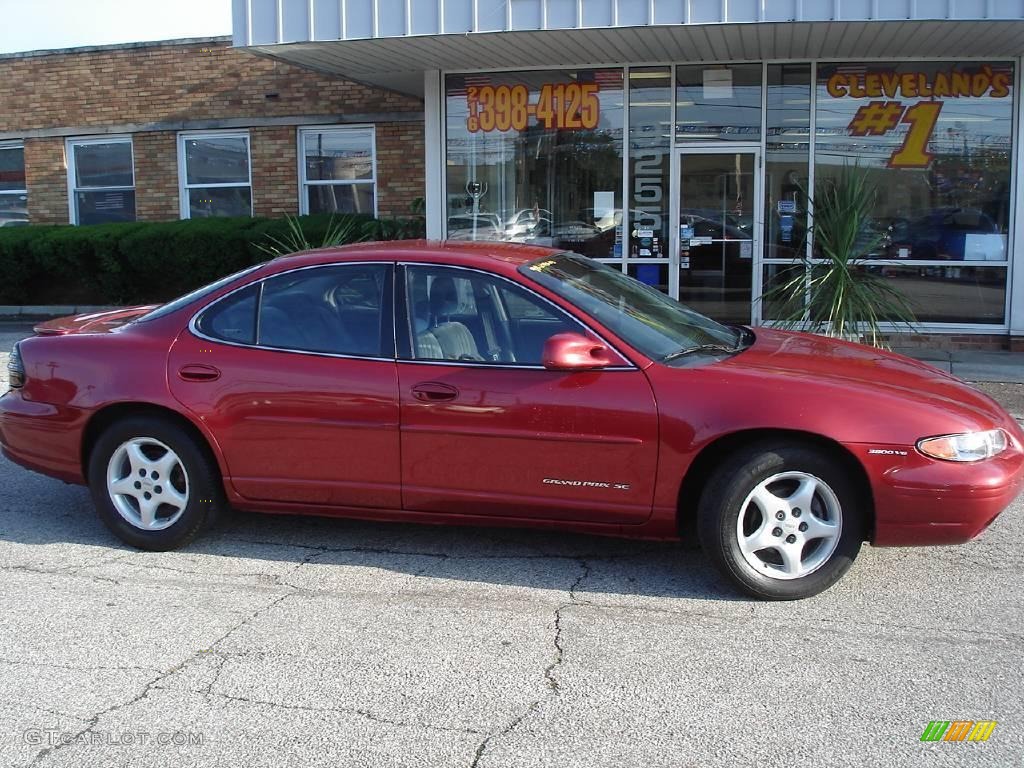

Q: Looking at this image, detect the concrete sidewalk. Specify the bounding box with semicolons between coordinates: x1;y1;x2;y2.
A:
896;349;1024;384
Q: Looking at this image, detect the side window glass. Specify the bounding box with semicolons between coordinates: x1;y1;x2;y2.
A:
195;284;257;345
259;264;390;356
407;266;581;365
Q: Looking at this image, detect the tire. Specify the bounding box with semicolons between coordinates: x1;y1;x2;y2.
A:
697;441;865;600
87;415;226;551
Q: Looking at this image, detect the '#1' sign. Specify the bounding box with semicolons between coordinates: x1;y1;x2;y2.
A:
467;84;600;133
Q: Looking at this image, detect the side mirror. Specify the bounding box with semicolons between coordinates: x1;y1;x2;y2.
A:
542;333;613;371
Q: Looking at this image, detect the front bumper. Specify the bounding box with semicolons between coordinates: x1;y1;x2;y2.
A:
0;390;86;484
862;443;1024;546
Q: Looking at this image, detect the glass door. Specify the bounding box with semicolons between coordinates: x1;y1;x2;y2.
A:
671;148;760;324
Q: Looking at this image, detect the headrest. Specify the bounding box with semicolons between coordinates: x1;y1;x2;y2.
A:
429;276;459;319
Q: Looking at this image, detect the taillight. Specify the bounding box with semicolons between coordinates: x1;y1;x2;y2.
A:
7;343;24;389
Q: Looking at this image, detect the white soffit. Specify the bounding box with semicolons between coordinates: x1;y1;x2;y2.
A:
234;1;1024;94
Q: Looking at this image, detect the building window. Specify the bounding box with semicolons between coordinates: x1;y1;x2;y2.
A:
445;69;625;260
299;127;377;216
67;137;136;225
0;142;27;227
179;132;252;218
813;61;1014;325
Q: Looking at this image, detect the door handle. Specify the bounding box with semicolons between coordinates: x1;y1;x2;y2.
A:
178;364;221;382
411;382;459;402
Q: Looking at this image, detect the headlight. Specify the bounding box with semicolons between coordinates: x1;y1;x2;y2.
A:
916;430;1009;462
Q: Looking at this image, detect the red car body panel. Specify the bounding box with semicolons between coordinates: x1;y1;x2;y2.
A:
1;241;1022;547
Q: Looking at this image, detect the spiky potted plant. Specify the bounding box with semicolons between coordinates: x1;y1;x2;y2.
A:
762;165;916;348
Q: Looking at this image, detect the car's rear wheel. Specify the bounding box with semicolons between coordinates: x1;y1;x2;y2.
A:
697;441;864;600
87;416;226;550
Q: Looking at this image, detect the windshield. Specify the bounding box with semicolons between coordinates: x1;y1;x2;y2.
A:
135;263;265;323
520;253;740;361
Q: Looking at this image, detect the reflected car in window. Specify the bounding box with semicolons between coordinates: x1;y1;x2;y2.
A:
1;242;1022;600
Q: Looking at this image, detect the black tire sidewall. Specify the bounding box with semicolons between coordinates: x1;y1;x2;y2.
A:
87;416;222;551
698;443;864;600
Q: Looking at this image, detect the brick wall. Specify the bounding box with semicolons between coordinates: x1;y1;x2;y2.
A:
23;138;66;224
376;122;425;218
134;132;179;221
1;38;425;226
250;126;298;219
0;39;421;133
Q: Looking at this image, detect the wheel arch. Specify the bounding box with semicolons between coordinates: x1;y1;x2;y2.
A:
676;428;875;542
81;402;227;484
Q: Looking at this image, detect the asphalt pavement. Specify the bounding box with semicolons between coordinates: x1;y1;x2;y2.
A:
0;323;1022;767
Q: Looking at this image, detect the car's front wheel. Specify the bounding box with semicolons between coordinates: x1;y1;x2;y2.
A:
87;415;226;550
697;442;865;600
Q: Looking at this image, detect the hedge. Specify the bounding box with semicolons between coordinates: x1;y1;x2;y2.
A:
0;213;425;306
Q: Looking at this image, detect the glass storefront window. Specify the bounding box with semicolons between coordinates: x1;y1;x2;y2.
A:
765;64;811;261
815;62;1013;263
676;64;762;142
627;67;672;275
445;69;624;259
806;61;1014;325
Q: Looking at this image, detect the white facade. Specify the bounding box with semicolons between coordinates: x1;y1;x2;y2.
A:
236;1;1024;338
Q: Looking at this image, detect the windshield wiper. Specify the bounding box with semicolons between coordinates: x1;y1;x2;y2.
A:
661;343;741;363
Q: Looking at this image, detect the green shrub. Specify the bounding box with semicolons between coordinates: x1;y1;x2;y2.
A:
0;213;423;306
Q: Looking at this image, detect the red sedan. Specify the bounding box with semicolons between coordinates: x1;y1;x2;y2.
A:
2;242;1022;599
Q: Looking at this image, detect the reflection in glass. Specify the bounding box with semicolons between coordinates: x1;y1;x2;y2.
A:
0;146;26;191
185;136;250;185
73;142;134;188
628;68;671;263
766;64;810;261
445;69;624;258
676;64;762;142
304;130;373;181
860;265;1006;324
814;62;1013;263
678;152;756;324
0;193;27;227
76;190;136;225
187;187;252;218
307;184;374;215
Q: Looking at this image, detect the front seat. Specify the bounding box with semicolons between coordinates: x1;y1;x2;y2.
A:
427;276;482;361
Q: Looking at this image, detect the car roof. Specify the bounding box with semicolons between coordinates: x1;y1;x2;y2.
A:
264;239;562;279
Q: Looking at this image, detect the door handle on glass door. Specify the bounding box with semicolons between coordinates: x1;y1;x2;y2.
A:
411;382;459;402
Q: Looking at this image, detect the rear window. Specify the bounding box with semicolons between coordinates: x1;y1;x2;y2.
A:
134;263;264;323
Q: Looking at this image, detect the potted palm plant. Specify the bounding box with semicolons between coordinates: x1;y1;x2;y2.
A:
762;165;916;348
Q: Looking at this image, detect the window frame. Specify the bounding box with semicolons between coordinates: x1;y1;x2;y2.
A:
177;130;253;220
65;135;136;225
397;262;634;370
297;125;378;217
190;262;395;361
0;140;27;227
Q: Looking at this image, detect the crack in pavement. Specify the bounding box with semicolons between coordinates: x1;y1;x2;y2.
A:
0;656;161;675
173;687;485;736
470;559;591;768
25;590;295;767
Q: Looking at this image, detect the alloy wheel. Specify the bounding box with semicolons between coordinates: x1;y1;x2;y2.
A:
735;471;842;580
105;437;190;531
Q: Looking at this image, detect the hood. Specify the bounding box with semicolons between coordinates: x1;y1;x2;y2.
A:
33;306;157;336
714;328;1018;435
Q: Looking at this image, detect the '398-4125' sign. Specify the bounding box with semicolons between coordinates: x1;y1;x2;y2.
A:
826;65;1011;168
